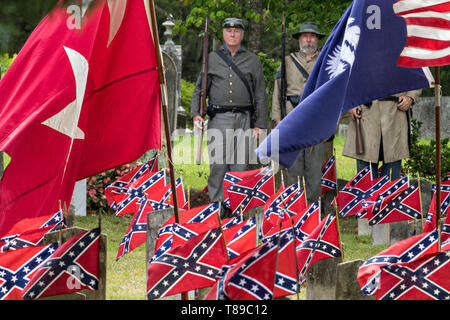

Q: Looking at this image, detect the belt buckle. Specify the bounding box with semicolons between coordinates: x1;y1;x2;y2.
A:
231;106;238;113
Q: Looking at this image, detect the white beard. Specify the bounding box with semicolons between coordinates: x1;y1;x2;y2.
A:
300;43;317;55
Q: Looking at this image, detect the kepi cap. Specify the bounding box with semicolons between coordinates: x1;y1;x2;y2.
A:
223;17;244;29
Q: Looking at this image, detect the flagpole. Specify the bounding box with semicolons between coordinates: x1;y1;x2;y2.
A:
291;218;300;300
217;199;230;260
434;66;442;252
417;173;424;231
147;0;180;225
272;221;283;298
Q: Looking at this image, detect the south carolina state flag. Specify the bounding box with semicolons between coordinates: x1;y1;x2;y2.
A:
0;1;161;237
257;0;434;168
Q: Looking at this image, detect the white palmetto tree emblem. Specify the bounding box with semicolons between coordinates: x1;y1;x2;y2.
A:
326;17;361;79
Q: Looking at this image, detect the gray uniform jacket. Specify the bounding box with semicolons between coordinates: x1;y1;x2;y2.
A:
191;45;268;129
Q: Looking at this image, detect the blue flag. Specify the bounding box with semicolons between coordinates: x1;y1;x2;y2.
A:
257;0;434;168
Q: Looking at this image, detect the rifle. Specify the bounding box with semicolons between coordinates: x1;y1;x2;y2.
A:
195;16;209;165
355;108;364;154
279;12;287;120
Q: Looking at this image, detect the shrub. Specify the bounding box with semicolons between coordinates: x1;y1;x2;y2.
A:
86;162;141;214
403;119;450;180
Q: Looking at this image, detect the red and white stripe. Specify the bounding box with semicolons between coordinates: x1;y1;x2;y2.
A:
394;0;450;67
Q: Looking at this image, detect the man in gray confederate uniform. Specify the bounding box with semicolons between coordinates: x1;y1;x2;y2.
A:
271;22;330;204
191;17;267;204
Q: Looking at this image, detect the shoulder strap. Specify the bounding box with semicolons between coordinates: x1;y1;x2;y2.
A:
290;53;310;80
215;49;254;105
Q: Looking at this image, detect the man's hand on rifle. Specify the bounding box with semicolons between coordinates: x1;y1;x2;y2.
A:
193;115;205;130
349;105;362;120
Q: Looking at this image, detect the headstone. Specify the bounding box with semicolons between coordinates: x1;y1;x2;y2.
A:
412;97;450;139
42;226;107;300
305;257;340;300
162;19;184;135
358;219;371;236
162;51;178;138
335;259;375;300
372;223;389;245
73;179;87;216
146;207;197;300
146;207;176;268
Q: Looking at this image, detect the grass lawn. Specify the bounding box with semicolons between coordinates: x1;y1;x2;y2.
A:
74;134;390;300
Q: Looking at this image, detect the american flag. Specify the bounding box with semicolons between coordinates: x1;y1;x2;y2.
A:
357;176;410;219
393;0;450;68
424;174;450;232
0;243;58;300
321;155;337;195
227;166;275;215
262;182;305;237
367;184;422;226
377;251;450;300
147;228;228;299
113;170;166;216
116;201;153;261
105;156;158;210
334;166;390;217
357;229;439;296
264;201;321;245
296;212;342;284
22;228;100;300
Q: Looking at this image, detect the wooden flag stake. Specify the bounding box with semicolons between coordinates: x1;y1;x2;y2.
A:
291;218;300;300
272;221;283;296
417;173;424;231
302;176;308;206
217;199;230;260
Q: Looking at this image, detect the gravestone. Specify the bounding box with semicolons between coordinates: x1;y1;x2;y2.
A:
42;226;107;300
162;51;178;140
162;20;184;136
371;178;433;245
146;207;196;299
305;257;340;300
73;179;87;217
335;259;375;300
146;207;176;267
412;97;450;139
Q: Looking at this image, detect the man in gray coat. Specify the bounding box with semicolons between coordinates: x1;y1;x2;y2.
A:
191;17;267;204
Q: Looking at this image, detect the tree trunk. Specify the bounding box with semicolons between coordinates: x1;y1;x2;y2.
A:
247;0;263;53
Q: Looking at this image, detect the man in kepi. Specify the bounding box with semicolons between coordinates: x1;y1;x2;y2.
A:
271;22;331;204
191;17;267;205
